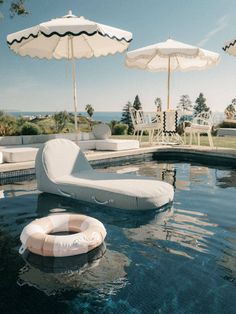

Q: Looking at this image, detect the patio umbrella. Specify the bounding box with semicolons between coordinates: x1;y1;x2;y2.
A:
7;10;132;130
125;39;220;110
223;38;236;56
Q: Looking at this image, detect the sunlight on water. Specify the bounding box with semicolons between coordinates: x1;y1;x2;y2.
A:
0;161;236;313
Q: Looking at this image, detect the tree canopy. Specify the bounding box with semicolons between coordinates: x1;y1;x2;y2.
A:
224;98;236;120
0;0;29;17
193;93;210;116
177;95;192;112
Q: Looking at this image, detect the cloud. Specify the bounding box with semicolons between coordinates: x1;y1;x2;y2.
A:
197;15;229;47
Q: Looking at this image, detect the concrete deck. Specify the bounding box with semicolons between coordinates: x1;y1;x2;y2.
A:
1;143;236;178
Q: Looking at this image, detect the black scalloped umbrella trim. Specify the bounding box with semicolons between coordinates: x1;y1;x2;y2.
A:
7;30;132;46
223;39;236;51
163;111;178;134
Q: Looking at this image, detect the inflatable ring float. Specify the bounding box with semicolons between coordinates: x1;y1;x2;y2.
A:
19;213;107;257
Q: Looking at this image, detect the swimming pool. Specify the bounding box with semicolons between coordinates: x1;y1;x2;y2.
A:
0;161;236;313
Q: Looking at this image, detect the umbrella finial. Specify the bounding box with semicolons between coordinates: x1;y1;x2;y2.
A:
64;10;76;18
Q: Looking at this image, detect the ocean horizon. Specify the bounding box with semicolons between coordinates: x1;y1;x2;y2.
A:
3;110;225;124
5;111;123;123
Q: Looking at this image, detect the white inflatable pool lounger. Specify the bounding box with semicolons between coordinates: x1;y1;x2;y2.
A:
36;139;174;210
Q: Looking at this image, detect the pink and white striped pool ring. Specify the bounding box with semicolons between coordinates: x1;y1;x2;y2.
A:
19;213;107;257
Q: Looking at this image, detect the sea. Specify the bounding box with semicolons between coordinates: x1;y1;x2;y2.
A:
3;111;224;124
6;111;123;123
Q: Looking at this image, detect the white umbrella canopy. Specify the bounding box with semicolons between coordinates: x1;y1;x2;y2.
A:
223;38;236;56
7;10;133;130
125;39;220;110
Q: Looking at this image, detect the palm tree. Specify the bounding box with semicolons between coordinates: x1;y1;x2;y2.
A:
85;104;94;119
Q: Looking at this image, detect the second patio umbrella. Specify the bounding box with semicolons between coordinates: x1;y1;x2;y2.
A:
7;10;132;130
125;39;220;110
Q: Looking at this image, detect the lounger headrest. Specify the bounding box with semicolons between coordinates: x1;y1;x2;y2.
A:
41;139;91;180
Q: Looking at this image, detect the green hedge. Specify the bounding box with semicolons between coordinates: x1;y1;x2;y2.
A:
112;123;128;135
21;122;42;135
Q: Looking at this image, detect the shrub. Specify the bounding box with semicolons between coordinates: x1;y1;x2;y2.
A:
109;120;119;134
218;121;236;129
53;111;70;133
21;122;42;135
112;123;128;135
0;114;18;136
177;116;193;135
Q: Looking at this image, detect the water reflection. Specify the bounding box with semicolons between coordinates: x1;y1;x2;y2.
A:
124;207;218;259
21;243;106;274
0;190;4;199
0;161;236;312
0;177;37;197
98;162;177;188
18;244;130;296
37;193;170;229
218;247;236;284
141;163;177;187
215;169;236;188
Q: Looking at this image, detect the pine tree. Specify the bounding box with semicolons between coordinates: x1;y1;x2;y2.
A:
193;93;210;116
120;101;133;134
224;98;236;119
133;95;142;110
177;95;192;112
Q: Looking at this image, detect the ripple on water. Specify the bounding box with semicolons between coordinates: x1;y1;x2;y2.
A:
0;162;236;313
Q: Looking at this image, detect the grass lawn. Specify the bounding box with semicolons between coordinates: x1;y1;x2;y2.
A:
111;134;236;149
32;114;236;150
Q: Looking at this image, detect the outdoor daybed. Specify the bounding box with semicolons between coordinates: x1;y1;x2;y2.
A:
36;139;174;210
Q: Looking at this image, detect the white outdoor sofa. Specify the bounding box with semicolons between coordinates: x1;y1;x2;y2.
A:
0;124;139;163
36;139;174;210
78;124;139;151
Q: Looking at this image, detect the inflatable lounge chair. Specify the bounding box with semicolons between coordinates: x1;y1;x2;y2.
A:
36;139;174;210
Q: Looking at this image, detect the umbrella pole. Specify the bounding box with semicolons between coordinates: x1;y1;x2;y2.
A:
167;56;171;111
70;37;78;132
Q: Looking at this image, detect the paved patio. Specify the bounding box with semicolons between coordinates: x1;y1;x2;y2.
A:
1;143;236;178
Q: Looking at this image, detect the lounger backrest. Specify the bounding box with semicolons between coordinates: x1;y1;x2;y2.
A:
40;139;92;180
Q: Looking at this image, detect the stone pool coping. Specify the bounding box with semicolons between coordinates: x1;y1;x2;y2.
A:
0;144;236;181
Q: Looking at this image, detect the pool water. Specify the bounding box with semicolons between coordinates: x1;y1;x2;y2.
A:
0;161;236;313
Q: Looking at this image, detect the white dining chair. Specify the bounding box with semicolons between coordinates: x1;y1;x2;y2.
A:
183;111;214;147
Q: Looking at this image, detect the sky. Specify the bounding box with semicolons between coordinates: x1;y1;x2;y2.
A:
0;0;235;113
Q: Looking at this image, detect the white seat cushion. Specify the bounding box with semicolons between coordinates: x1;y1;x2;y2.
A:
78;140;96;151
185;125;211;133
56;171;174;210
2;147;38;163
0;152;3;164
95;139;139;151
